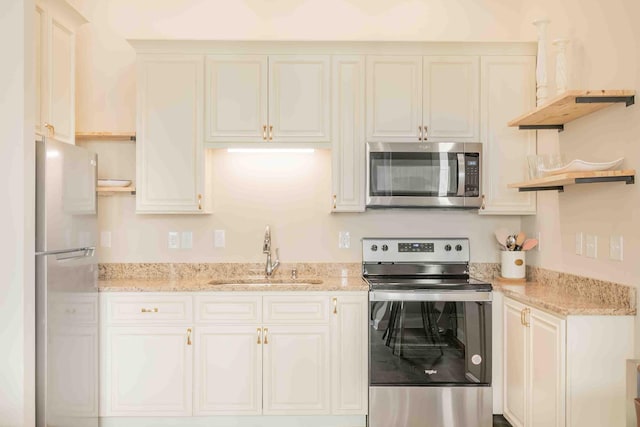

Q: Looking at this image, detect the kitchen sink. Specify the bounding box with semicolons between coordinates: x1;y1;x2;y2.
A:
207;278;323;286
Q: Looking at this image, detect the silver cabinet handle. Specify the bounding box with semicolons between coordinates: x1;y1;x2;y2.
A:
424;125;428;141
418;126;423;141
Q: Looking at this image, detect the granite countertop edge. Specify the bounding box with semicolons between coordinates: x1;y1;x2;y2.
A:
491;279;636;317
98;276;369;293
97;276;635;316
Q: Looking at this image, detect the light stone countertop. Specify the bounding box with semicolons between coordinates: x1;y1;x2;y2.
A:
491;279;636;316
98;276;369;293
97;263;635;316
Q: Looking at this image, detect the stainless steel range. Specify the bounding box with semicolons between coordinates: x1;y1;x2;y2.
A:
363;238;492;427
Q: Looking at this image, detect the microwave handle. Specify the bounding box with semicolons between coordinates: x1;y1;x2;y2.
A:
456;153;466;196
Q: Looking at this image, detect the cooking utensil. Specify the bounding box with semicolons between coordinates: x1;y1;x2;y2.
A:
495;228;509;250
505;235;517;251
521;239;538;251
514;232;526;250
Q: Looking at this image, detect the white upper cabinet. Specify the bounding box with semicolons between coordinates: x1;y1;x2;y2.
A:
136;54;210;214
366;56;423;142
367;55;480;143
204;54;330;144
331;56;366;212
480;56;537;215
423;56;480;142
269;55;331;143
36;0;87;144
205;55;268;143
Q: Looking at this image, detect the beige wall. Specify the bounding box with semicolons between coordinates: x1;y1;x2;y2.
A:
0;0;35;425
73;0;639;295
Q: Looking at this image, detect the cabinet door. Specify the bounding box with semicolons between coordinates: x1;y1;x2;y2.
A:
330;295;368;415
136;55;206;213
503;298;527;427
48;326;98;421
47;13;76;144
103;326;193;416
480;56;537;215
423;56;480;142
366;56;422;142
268;55;331;142
262;325;330;415
194;326;262;415
529;308;566;427
205;55;268;143
331;56;366;212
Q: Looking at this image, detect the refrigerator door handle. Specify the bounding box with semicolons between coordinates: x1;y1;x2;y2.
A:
36;247;96;261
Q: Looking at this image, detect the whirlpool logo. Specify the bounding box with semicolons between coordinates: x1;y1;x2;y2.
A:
424;370;438;375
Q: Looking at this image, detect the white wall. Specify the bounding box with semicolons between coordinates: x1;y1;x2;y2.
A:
73;0;528;264
0;0;35;425
518;0;639;286
72;0;640;294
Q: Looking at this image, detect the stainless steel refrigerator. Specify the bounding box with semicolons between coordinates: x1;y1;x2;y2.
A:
35;137;99;427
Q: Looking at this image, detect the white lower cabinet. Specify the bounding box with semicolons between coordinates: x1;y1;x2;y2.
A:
194;325;262;415
101;292;368;424
102;326;193;416
263;325;330;414
503;296;633;427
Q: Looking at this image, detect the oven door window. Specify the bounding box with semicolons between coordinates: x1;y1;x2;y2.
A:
369;152;459;197
369;300;491;386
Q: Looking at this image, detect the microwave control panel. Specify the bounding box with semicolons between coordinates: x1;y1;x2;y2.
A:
464;153;480;197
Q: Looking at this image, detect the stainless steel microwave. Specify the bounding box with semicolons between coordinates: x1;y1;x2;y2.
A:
366;142;482;208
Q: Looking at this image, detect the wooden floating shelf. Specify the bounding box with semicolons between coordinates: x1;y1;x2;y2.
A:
76;131;136;141
508;90;635;131
97;186;136;195
509;170;635;192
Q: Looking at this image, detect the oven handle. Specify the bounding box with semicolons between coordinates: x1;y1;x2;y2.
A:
369;290;492;302
456;153;466;197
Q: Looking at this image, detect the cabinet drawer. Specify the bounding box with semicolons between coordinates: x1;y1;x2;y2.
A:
263;296;329;324
105;295;193;324
50;293;98;325
195;295;262;324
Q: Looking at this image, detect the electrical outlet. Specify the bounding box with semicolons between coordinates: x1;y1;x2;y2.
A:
100;231;112;248
181;231;193;249
585;234;597;259
338;231;350;249
609;235;623;261
168;232;180;249
575;232;583;256
214;230;226;248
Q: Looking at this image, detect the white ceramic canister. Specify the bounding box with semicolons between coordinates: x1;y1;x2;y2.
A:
501;251;526;279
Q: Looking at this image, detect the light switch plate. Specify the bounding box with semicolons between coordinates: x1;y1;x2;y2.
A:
100;231;112;248
575;232;583;256
585;234;597;259
168;232;180;249
609;235;623;261
339;231;350;249
214;230;225;248
181;231;193;249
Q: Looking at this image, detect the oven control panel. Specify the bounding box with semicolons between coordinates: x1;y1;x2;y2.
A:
363;238;470;263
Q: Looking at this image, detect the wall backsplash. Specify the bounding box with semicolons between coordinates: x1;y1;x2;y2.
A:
89;147;520;263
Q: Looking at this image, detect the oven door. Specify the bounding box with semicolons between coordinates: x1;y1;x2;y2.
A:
369;290;492;386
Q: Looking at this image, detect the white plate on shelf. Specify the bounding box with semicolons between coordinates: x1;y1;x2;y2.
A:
540;158;624;175
98;179;132;187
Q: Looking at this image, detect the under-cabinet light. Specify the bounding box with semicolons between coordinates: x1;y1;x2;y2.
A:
227;148;315;154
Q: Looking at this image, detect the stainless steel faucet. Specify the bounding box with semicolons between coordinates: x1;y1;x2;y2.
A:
263;226;280;277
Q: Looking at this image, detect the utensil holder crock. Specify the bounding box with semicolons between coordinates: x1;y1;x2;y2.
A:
501;251;526;279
